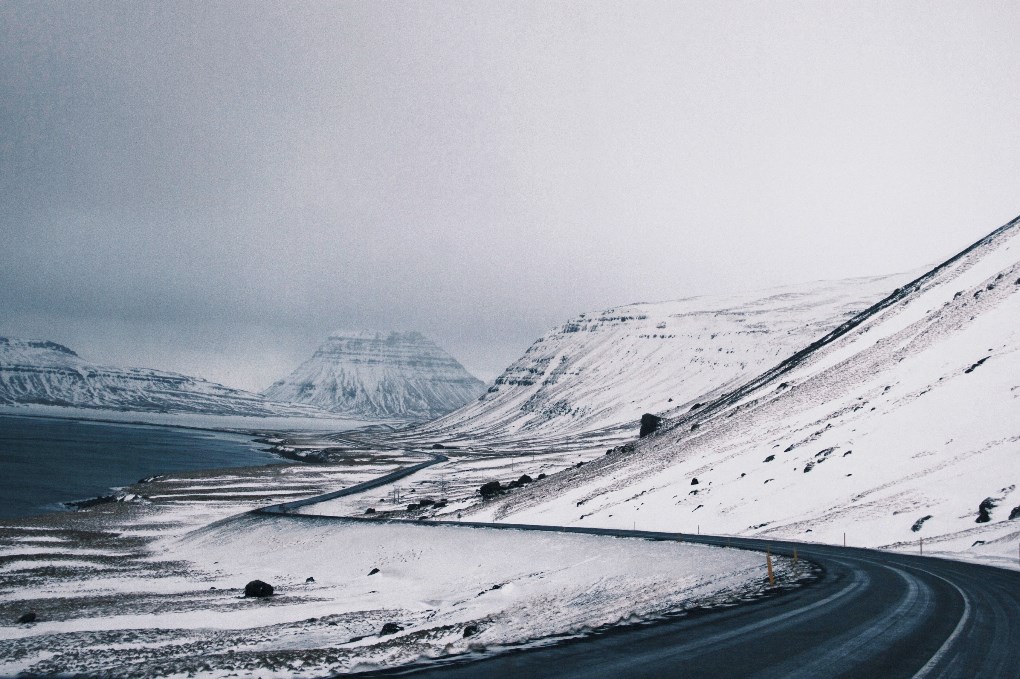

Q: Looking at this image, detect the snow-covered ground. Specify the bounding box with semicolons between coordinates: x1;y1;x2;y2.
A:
0;450;787;677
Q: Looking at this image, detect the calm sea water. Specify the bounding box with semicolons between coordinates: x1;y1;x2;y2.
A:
0;414;281;519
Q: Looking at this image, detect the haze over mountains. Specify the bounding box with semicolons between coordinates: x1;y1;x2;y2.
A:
263;331;486;421
471;216;1020;568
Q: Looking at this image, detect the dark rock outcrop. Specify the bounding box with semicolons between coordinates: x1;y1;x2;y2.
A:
244;580;274;597
380;622;403;636
479;481;503;499
639;413;663;437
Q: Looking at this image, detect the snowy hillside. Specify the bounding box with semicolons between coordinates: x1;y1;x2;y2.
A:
475;216;1020;568
263;331;485;421
414;274;907;443
0;337;328;418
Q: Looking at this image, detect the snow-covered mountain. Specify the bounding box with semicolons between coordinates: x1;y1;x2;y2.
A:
0;337;326;417
477;216;1020;567
413;274;908;444
262;331;485;421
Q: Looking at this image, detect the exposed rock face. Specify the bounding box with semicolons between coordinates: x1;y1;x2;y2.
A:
0;337;321;417
263;331;485;421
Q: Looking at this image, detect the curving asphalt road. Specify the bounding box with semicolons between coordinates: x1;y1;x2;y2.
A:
261;456;1020;678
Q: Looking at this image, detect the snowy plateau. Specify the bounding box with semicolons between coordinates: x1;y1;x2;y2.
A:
263;331;486;421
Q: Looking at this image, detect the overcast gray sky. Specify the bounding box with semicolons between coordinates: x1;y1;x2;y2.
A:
2;1;1018;390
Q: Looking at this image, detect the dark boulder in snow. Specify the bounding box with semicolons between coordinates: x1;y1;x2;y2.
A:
305;576;315;583
365;507;376;514
368;567;380;576
976;498;997;523
244;580;274;597
463;623;480;637
911;515;933;532
380;622;403;636
479;481;503;499
640;413;663;438
690;478;699;485
17;611;37;624
1010;506;1020;520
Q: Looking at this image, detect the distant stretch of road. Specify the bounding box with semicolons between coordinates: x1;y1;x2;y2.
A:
262;455;1020;678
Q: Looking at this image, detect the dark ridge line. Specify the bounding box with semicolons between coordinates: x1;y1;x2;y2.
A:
653;213;1020;436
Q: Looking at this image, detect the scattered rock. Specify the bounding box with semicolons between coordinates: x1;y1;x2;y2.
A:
368;568;380;576
17;612;37;624
244;580;274;598
690;478;699;486
305;576;315;583
479;481;503;499
976;497;997;523
379;622;403;636
639;413;663;438
1010;506;1020;520
763;455;775;463
516;474;533;485
689;402;704;411
911;515;932;532
431;443;448;449
406;503;419;511
463;624;480;638
418;498;436;507
537;473;546;480
365;507;376;514
964;357;990;374
803;461;815;473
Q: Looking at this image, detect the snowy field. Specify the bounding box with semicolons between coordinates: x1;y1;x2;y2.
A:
0;449;788;677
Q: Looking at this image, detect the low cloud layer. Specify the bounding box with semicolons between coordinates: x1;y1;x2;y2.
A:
3;2;1019;390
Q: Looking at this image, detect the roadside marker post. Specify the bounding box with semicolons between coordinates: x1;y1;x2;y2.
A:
766;548;775;586
920;536;923;555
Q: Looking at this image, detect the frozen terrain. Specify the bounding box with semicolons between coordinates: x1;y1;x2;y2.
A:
467;216;1020;569
0;453;784;678
411;274;907;445
264;331;486;422
0;338;336;419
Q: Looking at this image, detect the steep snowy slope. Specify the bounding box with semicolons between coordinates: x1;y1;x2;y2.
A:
414;274;907;443
263;331;485;421
477;216;1020;567
0;337;326;417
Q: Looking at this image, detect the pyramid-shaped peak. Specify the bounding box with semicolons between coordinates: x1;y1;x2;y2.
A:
265;330;485;421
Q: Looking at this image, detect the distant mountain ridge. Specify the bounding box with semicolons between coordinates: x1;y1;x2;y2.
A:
262;331;485;421
0;336;327;417
411;273;910;443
